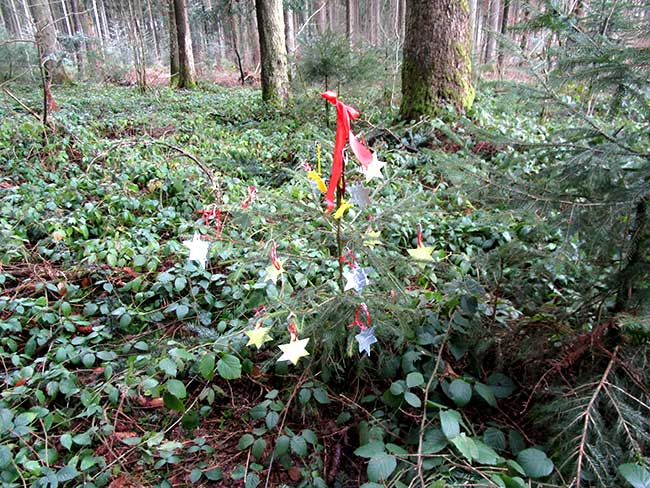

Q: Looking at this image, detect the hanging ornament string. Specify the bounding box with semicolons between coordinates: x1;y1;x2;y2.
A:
270;242;282;271
316;142;322;176
348;303;371;331
340;248;358;269
288;314;298;342
253;305;267;328
241;185;257;209
197;207;223;240
417;223;423;248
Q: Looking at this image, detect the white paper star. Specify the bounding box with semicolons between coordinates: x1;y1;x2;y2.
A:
362;155;386;182
277;337;310;365
182;233;210;268
355;327;378;356
264;259;285;284
343;266;373;295
348;184;371;209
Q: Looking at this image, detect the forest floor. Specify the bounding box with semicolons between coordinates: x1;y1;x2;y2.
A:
0;82;645;488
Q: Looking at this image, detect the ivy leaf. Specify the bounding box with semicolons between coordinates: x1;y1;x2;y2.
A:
189;469;203;483
56;465;79;482
516;448;554;478
238;434;255;450
166;379;186;399
217;354;241;380
252;438;266;460
265;411;279;429
159;358;177;377
274;435;290;456
354;441;386;459
487;373;515;398
451;433;479;463
176;304;189;320
367;454;397;482
447;379;472;407
474;382;497;407
618;463;650;488
406;372;424;388
291;435;308;456
163;392;184;411
198;353;215;380
0;446;12;469
440;409;461;440
404;391;422;408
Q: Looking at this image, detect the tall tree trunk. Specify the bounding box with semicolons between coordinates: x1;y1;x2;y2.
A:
327;0;335;31
497;0;510;70
91;0;104;46
484;0;500;63
255;0;289;104
60;0;73;36
169;0;179;83
29;0;69;84
345;0;353;44
284;7;295;55
1;0;19;35
173;0;196;87
99;0;109;40
370;0;380;44
316;0;326;33
146;0;161;61
400;0;474;120
68;0;86;75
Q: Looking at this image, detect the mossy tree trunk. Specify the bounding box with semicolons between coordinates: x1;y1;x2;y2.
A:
173;0;196;88
168;0;179;84
399;0;474;120
255;0;289;104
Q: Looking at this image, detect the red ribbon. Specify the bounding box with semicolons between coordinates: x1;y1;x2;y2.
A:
348;303;371;330
339;248;357;269
321;91;362;213
417;223;423;248
270;242;282;270
288;315;298;342
197;207;222;239
241;186;257;209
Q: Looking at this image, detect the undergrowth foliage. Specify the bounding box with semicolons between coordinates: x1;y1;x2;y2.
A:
0;71;648;488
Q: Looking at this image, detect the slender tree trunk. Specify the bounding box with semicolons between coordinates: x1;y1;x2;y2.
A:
146;0;161;61
255;0;289;104
1;0;18;34
99;0;109;40
327;0;335;31
284;7;295;55
250;8;261;67
497;0;510;70
169;0;179;83
60;0;73;36
173;0;195;87
485;0;500;63
91;0;104;46
400;0;474;119
68;0;86;75
345;0;353;44
370;0;380;44
316;0;326;33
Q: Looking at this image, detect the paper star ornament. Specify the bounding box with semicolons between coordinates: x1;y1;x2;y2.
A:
308;170;327;193
361;155;386;182
407;244;434;263
349;183;371;209
265;260;285;284
363;228;381;248
245;327;272;349
343;266;373;295
334;199;353;220
355;327;378;356
277;337;310;365
182;233;210;268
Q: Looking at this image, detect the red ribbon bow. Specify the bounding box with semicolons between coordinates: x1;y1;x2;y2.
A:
321;91;376;213
348;303;371;330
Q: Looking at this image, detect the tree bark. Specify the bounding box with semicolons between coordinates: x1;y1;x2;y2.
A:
1;0;19;35
68;0;86;75
400;0;474;120
255;0;289;104
29;0;69;84
497;0;510;70
345;0;353;44
484;0;500;63
173;0;196;88
284;7;295;55
169;0;179;83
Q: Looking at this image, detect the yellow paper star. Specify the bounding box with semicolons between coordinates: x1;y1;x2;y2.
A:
277;337;310;365
334;199;353;220
363;228;381;248
264;260;285;284
308;170;327;193
245;327;272;349
362;155;386;182
407;244;435;263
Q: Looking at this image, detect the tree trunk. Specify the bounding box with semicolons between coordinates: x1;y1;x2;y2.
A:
147;0;161;61
345;0;353;44
255;0;289;104
29;0;69;84
169;0;179;83
68;0;86;75
1;0;19;35
400;0;474;120
484;0;500;63
173;0;196;88
316;0;326;33
284;7;295;55
497;0;510;70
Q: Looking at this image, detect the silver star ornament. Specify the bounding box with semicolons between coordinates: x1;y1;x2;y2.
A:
355;327;378;356
343;266;373;295
348;184;371;209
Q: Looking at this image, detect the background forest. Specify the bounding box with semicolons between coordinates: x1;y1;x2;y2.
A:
0;0;649;487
